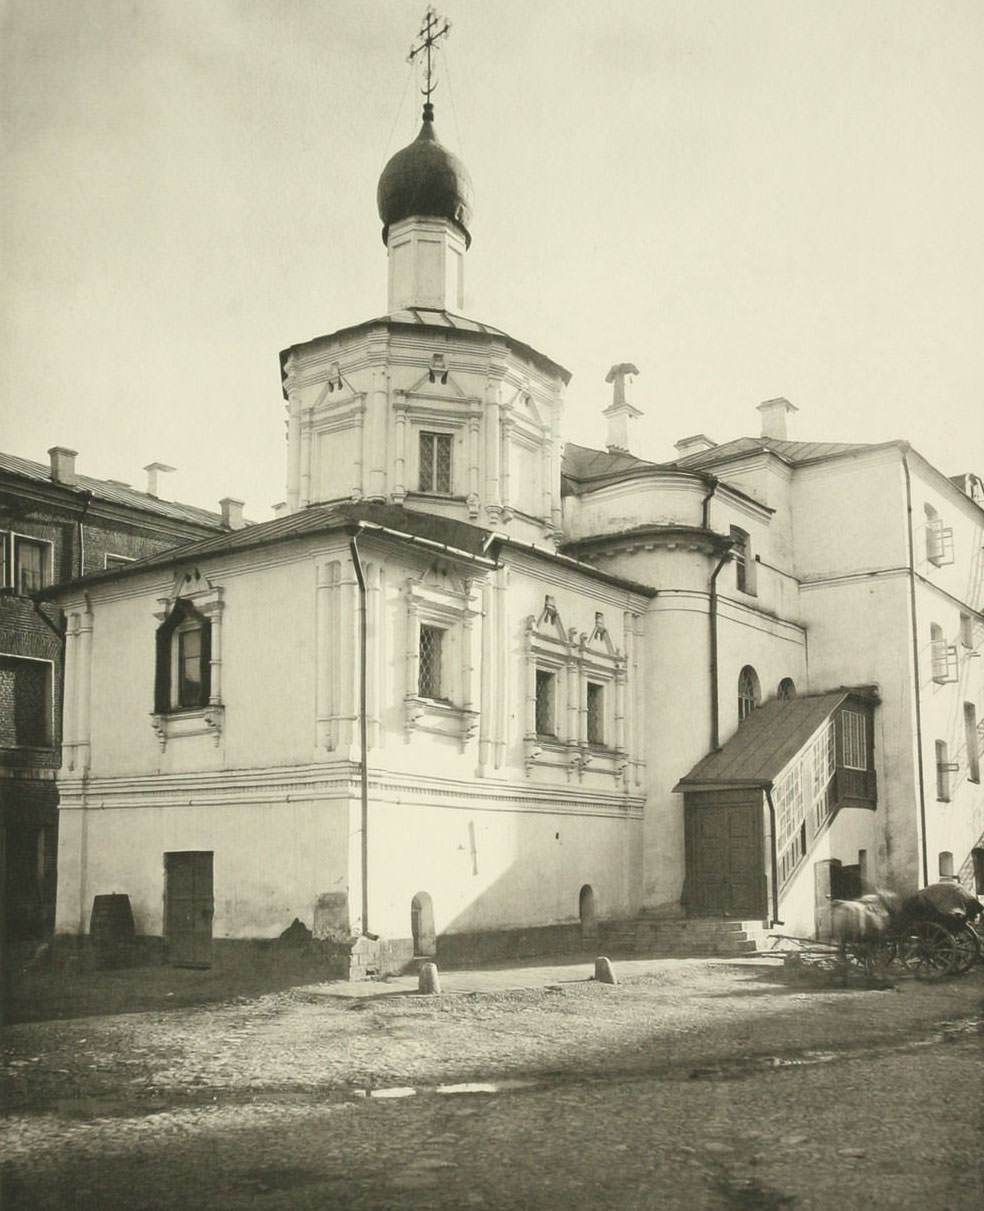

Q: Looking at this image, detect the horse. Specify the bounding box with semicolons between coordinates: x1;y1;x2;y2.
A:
827;889;902;985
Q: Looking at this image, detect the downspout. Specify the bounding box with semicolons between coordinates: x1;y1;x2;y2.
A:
76;489;93;578
763;786;783;927
902;450;930;887
348;532;370;937
701;475;730;753
709;547;732;752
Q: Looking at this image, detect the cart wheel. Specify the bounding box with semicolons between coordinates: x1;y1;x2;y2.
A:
900;921;957;979
949;923;981;974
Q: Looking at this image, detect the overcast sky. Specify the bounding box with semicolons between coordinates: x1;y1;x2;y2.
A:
2;0;982;518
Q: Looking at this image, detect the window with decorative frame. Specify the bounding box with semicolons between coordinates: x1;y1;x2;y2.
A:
524;599;627;782
404;562;481;746
150;571;224;750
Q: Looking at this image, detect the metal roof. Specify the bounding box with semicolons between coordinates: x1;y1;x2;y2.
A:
670;436;898;472
279;310;571;391
561;442;658;488
674;690;874;790
0;450;226;530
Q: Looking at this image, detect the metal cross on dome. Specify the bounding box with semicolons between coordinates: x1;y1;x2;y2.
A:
408;6;451;118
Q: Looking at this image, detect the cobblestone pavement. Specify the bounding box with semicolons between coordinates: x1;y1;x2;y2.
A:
2;957;982;1208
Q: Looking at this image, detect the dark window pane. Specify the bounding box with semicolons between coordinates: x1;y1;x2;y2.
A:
586;682;604;745
177;627;203;708
419;625;444;699
535;669;556;736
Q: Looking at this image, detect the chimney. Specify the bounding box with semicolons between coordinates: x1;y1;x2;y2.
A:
143;462;176;497
48;446;78;486
756;397;798;441
674;434;717;459
220;497;246;529
603;363;643;453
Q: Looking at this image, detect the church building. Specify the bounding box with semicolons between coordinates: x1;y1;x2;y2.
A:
42;23;984;971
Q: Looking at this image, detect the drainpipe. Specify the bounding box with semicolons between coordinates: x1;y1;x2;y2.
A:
708;547;732;752
348;533;370;937
764;786;783;927
702;476;730;753
700;475;719;529
901;449;930;887
76;489;93;578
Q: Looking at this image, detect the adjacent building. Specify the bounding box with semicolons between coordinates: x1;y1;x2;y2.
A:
1;449;235;941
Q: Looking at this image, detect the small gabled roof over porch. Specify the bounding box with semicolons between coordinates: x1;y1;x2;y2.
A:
674;687;879;792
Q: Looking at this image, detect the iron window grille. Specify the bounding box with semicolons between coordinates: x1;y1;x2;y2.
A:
586;681;605;745
419;432;453;494
418;625;445;700
535;668;557;737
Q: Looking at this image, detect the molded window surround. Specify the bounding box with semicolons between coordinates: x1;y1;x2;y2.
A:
524;598;627;783
150;572;224;750
404;563;481;747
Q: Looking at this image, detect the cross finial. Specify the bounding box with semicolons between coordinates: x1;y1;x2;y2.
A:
408;6;452;121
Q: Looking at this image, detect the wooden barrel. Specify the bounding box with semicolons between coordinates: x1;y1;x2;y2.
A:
90;894;135;967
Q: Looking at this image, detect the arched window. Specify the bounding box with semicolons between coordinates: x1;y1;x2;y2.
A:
777;678;796;701
738;666;761;722
155;600;211;714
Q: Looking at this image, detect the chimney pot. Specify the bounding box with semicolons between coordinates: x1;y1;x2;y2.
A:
48;446;78;486
143;462;176;497
220;497;246;530
756;397;798;441
603;363;643;453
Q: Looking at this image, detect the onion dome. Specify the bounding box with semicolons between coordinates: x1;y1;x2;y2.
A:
377;103;473;247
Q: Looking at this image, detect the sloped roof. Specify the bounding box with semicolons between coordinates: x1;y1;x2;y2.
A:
38;501;495;593
0;450;226;530
562;442;658;488
671;436;898;472
674;690;870;790
280;309;571;389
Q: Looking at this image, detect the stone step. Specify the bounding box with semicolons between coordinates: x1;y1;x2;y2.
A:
598;917;769;958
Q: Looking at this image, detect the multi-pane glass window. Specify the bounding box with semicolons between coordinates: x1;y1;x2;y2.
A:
586;681;605;745
730;527;750;593
738;666;760;722
535;669;557;736
841;710;867;770
419;432;453;494
176;626;204;709
15;538;47;594
418;625;445;699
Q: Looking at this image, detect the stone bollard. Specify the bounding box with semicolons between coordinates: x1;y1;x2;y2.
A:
594;956;617;985
418;961;442;994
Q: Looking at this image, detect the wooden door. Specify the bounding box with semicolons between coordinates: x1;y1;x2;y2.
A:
686;793;766;918
164;851;214;967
